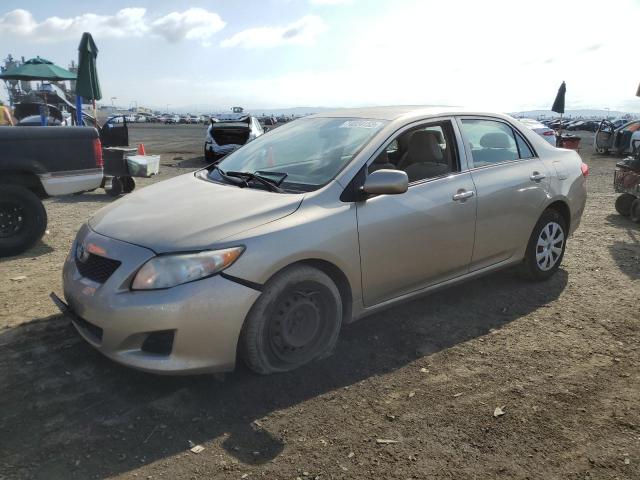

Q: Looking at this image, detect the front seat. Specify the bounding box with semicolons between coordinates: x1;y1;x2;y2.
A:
368;151;396;173
401;131;450;182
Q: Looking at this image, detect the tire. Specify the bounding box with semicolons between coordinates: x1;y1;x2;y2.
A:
615;193;635;216
0;185;47;257
630;198;640;223
122;176;136;193
204;146;216;163
106;177;123;197
518;209;567;281
596;147;608;155
239;265;343;375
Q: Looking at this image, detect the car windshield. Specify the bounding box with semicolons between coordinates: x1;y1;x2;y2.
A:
208;117;387;191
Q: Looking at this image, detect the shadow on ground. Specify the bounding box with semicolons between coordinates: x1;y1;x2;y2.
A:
51;191;115;204
0;268;567;479
0;241;54;262
606;214;640;280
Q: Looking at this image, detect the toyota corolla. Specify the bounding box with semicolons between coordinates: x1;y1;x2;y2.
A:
53;107;588;375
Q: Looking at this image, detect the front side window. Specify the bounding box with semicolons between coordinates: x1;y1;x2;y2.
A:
210;117;387;191
368;121;459;183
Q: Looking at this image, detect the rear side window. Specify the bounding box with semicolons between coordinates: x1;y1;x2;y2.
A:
460;119;533;167
515;132;534;158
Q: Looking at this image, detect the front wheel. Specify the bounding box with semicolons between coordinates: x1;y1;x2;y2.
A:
239;265;342;374
595;147;608;155
0;185;48;257
518;209;567;281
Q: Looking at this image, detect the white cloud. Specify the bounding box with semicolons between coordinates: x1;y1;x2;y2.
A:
0;8;225;45
150;8;225;46
309;0;352;4
220;15;327;49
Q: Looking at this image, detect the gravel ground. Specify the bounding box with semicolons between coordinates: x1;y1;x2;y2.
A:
0;125;638;480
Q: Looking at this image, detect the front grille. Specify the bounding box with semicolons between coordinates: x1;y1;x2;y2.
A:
76;253;121;283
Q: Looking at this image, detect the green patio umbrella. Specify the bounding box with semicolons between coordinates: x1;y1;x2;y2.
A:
0;56;76;81
76;32;101;101
75;32;102;126
0;57;76;125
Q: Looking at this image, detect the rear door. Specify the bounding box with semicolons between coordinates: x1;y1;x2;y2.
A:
456;117;550;271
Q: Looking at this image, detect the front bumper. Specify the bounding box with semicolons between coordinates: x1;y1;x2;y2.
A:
58;225;260;374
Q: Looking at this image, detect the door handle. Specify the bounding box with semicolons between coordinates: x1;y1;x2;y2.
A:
530;172;546;182
452;190;475;201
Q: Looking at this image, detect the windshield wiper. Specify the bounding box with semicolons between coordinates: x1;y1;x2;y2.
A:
225;171;285;193
211;165;245;187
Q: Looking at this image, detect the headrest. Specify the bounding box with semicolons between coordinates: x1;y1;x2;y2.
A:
408;130;443;163
374;151;389;164
480;132;511;149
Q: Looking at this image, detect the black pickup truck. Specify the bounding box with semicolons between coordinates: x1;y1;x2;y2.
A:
0;126;103;257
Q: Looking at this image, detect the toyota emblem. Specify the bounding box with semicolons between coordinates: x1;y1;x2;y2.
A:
76;242;90;262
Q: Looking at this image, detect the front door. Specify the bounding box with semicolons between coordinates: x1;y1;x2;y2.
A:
356;119;476;307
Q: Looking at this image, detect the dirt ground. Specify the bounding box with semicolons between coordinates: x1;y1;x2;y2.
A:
0;125;638;480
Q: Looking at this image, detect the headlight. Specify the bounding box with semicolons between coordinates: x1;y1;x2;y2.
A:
131;247;244;290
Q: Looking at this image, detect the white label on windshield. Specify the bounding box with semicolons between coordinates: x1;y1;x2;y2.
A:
339;120;383;129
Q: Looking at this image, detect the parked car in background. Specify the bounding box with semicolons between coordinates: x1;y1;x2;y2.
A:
259;116;277;126
204;115;264;162
56;107;587;375
595;119;640;155
164;115;179;125
517;118;556;145
0;126;103;256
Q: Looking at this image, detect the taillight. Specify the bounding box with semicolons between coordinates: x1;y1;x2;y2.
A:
581;162;589;177
93;138;103;168
543;130;555;136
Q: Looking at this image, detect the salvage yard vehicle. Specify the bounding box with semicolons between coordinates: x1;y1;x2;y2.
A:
0;126;103;257
517;118;556;145
595;119;640;155
613;140;640;222
204;115;264;162
54;107;588;375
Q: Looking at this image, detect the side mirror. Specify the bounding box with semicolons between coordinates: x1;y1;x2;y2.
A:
362;169;408;195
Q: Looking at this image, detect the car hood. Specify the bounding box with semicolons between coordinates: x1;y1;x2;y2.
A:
89;172;303;253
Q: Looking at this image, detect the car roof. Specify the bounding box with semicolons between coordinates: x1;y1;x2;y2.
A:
309;105;512;122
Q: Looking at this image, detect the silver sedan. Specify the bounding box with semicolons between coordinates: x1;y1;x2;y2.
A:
55;107;588;375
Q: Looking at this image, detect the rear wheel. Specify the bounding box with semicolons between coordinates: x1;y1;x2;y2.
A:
596;147;608;155
240;265;342;374
0;185;47;257
630;198;640;223
518;209;567;281
615;193;635;216
106;177;123;197
122;176;136;193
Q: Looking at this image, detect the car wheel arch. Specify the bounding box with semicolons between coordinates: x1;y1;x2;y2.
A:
545;200;571;232
243;258;354;324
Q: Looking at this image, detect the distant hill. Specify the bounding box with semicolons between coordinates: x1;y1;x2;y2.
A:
511;109;639;120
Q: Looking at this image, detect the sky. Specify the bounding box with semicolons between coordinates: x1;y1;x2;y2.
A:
1;0;639;113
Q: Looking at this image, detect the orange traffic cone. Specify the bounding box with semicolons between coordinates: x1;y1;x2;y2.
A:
137;143;146;155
